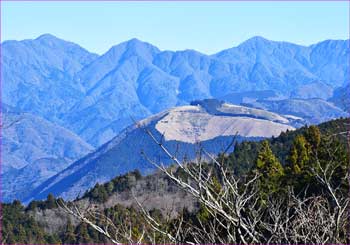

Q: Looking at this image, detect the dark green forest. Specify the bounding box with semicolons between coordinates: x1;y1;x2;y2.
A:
2;118;350;244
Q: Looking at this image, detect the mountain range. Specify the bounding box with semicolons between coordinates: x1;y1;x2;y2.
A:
2;34;349;202
3;34;349;146
24;99;295;201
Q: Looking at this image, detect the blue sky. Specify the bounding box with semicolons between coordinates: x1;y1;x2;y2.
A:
2;1;349;54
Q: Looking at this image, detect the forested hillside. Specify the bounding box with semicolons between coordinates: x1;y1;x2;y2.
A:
2;118;349;244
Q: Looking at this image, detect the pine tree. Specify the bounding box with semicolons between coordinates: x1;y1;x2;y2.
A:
255;140;285;200
286;135;314;194
304;125;321;151
256;141;284;178
288;135;310;174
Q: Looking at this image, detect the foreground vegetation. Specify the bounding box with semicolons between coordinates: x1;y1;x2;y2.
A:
2;118;350;244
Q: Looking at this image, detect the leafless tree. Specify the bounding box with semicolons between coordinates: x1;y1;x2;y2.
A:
59;121;350;244
58;200;153;244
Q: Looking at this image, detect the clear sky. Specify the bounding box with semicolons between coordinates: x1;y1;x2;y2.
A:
2;1;349;55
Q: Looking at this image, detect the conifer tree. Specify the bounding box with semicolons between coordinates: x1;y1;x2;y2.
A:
46;193;57;209
286;135;314;194
288;135;310;174
255;140;285;199
304;125;321;151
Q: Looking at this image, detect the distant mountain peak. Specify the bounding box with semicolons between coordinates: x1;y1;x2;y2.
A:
34;33;70;46
2;34;64;47
104;37;160;62
34;34;97;56
111;37;157;50
124;38;159;51
247;36;270;42
239;36;272;46
36;33;60;41
126;37;144;44
237;36;304;50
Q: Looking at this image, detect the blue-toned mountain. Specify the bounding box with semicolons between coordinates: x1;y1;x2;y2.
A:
63;37;350;145
3;35;349;202
1;106;94;202
25;100;295;201
3;35;349;146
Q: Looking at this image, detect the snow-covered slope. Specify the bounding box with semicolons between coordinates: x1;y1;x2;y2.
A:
25;100;294;202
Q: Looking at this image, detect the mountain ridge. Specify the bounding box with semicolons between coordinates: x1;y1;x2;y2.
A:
1;107;94;202
3;34;349;147
24;100;296;202
3;35;349;202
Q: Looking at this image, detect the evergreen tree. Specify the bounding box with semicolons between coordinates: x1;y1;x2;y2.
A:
46;193;57;209
12;200;23;210
285;135;314;193
255;140;285;199
107;181;114;194
287;135;310;174
91;183;100;198
256;141;284;178
26;201;38;211
304;125;321;151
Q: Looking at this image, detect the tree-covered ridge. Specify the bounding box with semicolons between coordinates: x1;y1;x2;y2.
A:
226;117;349;175
82;170;142;203
2;117;349;244
2;200;61;244
77;117;350;205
